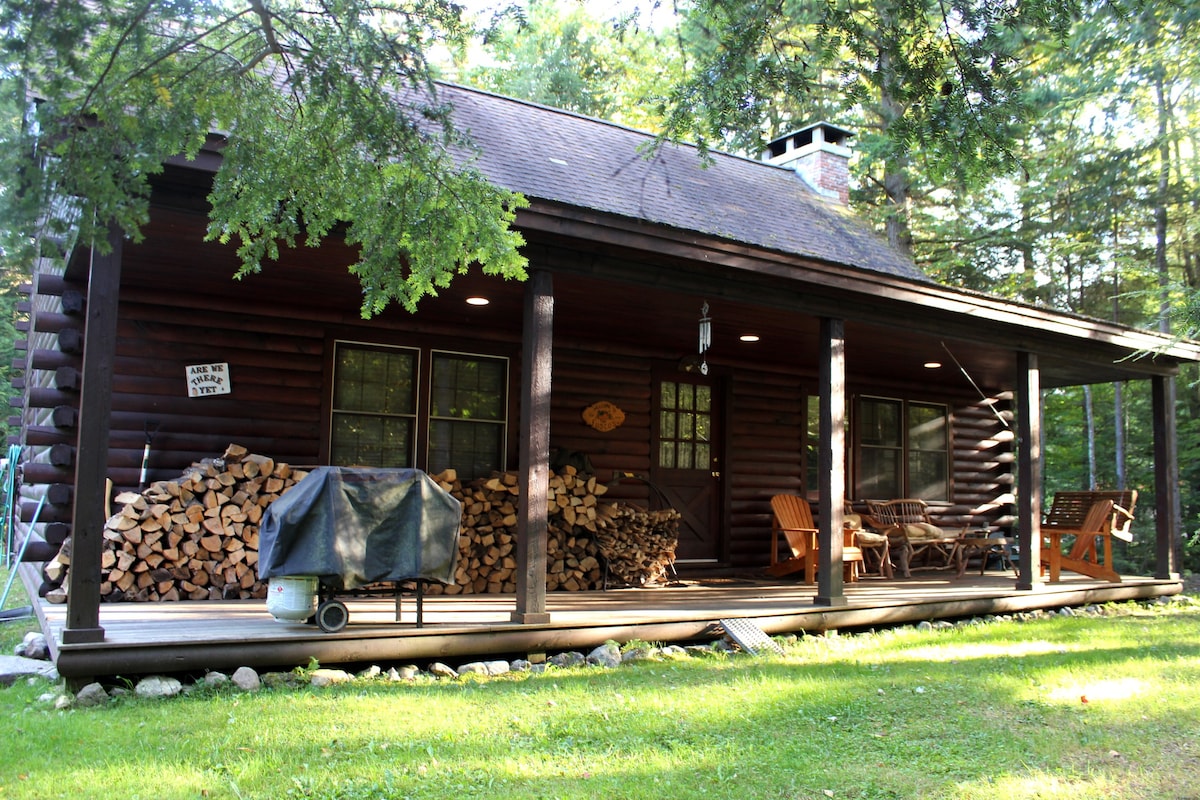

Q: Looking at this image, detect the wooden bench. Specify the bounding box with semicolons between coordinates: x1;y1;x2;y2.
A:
1040;490;1137;582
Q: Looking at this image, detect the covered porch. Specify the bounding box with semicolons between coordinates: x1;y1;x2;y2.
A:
25;563;1180;680
20;84;1200;669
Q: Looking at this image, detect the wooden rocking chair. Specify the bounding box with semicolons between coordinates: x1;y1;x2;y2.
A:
766;494;863;584
1040;498;1121;582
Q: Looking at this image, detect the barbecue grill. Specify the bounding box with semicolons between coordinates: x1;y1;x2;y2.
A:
258;467;462;632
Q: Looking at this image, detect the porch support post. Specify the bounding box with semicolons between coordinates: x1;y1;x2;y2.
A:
814;317;847;606
1152;375;1180;579
63;225;123;644
1014;351;1042;592
512;270;553;624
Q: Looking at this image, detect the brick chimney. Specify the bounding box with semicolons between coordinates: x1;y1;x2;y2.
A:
764;122;853;205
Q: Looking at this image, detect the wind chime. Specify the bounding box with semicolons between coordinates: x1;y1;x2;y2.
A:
698;301;711;375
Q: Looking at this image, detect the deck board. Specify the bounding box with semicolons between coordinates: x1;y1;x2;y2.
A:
24;568;1180;679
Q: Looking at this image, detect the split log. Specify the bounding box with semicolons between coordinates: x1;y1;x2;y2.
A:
593;506;681;587
429;464;679;594
45;444;306;603
45;450;681;603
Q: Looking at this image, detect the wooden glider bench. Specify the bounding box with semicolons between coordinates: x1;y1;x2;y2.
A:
1040;490;1137;583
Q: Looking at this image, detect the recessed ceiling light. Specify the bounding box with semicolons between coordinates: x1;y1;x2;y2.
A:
466;296;489;306
924;361;942;369
740;334;760;342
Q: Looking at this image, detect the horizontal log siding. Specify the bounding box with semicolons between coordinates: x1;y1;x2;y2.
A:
106;299;326;488
15;213;1017;586
946;394;1014;531
727;371;806;569
546;346;653;509
12;255;74;563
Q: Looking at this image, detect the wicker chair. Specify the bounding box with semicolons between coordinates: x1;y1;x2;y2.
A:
845;502;892;578
865;499;962;578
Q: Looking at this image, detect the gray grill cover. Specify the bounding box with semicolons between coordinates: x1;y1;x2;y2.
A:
258;467;462;590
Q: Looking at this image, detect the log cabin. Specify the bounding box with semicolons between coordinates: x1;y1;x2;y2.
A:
10;82;1200;645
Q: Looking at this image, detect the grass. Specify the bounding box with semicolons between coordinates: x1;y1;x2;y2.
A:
2;570;1200;800
0;562;37;653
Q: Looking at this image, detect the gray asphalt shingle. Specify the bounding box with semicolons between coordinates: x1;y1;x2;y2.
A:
437;83;928;282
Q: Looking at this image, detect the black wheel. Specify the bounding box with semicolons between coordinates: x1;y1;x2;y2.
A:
315;600;349;633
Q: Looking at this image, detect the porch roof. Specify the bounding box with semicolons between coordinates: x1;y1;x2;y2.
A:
148;84;1200;387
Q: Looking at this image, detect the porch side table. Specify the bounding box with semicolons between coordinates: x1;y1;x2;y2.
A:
954;533;1015;578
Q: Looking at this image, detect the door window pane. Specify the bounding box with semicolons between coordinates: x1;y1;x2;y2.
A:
657;379;713;471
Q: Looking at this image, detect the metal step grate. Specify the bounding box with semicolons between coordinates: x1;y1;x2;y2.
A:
719;617;785;656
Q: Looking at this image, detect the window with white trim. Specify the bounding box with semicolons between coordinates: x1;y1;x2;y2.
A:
428;351;507;477
330;343;418;467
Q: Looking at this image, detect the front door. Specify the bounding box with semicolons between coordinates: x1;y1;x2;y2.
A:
652;375;723;564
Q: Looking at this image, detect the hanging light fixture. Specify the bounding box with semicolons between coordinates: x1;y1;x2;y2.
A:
698;301;711;375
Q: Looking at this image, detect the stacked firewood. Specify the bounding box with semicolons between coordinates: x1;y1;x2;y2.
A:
593;506;681;587
430;465;610;594
44;447;681;602
430;466;681;592
44;444;306;603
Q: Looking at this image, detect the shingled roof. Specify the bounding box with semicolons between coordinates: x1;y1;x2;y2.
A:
436;82;929;282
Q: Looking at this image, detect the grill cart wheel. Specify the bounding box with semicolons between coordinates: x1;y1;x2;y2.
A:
315;599;349;633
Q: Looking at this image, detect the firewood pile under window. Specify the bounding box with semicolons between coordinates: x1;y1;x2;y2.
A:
42;445;680;602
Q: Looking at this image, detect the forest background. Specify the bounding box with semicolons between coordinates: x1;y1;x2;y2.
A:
1;0;1197;573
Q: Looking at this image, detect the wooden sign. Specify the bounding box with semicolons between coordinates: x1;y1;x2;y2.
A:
186;362;231;397
582;400;625;432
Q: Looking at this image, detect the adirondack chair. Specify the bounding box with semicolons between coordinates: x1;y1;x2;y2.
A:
766;494;863;584
1040;496;1124;582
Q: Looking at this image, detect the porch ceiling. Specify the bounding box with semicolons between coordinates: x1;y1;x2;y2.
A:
118;196;1187;392
420;267;1164;392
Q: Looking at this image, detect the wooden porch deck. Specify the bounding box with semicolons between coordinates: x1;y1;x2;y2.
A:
27;567;1181;680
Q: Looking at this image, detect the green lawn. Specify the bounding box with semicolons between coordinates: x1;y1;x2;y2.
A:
2;571;1199;800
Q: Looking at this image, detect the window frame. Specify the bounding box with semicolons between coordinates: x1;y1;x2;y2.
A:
426;349;510;477
329;340;420;469
853;395;950;502
326;340;509;478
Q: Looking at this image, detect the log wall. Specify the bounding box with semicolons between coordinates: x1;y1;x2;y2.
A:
12;208;1014;596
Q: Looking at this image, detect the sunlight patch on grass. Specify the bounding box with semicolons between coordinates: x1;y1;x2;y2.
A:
963;770;1122;800
5;604;1200;799
896;639;1072;663
1043;676;1149;705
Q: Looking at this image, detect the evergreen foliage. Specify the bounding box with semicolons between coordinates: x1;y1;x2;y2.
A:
0;0;530;317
